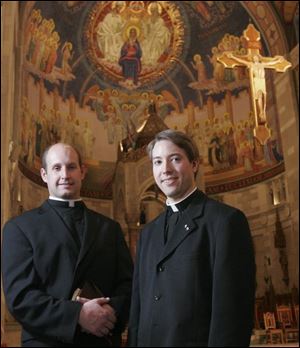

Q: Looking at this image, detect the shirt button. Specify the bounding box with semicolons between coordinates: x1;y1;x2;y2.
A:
154;295;161;301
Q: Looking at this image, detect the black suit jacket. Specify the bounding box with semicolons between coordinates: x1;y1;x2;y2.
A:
128;190;256;347
2;201;133;347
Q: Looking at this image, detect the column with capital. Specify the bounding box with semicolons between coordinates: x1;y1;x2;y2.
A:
225;90;233;123
39;78;45;112
206;95;215;122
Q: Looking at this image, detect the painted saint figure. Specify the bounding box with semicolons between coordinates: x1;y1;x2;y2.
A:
119;27;142;87
96;1;126;63
61;42;74;75
191;54;208;82
141;2;171;66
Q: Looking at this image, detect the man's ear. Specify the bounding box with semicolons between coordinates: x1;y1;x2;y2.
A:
80;164;87;180
40;168;48;183
192;159;199;173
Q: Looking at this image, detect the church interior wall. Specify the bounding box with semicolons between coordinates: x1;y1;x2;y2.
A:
16;173;114;219
1;2;20;343
25;74;117;163
1;1;299;346
212;172;298;295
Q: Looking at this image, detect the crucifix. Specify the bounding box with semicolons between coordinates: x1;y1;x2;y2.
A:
217;24;292;145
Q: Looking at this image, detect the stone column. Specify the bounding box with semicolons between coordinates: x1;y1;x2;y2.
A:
187;100;195;126
272;46;299;289
225;90;234;123
69;94;76;120
1;1;22;343
39;79;45;112
207;96;215;122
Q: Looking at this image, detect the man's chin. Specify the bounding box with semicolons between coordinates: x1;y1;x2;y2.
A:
163;189;179;200
60;191;77;199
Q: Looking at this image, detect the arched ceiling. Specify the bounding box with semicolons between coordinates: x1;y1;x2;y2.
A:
18;1;293;199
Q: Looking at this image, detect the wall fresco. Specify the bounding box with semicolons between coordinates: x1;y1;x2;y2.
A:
19;1;285;198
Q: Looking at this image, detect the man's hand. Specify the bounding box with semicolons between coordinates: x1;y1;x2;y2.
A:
77;297;117;337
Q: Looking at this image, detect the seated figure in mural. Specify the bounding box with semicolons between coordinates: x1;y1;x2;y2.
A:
141;2;171;66
2;143;133;347
119;26;142;87
96;1;126;63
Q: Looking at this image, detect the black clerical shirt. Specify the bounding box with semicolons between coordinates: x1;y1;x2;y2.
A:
164;189;198;244
47;199;85;250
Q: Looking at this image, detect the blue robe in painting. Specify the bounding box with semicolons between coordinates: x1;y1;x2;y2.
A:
119;40;142;85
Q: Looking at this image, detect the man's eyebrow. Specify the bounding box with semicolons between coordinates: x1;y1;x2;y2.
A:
152;153;182;159
169;153;182;157
50;162;77;167
51;163;61;167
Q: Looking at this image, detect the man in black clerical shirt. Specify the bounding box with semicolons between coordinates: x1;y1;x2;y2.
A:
128;130;256;347
2;143;133;347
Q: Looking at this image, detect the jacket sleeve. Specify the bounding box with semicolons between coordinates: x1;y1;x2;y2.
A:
208;209;256;347
2;220;82;344
127;230;143;347
108;223;134;333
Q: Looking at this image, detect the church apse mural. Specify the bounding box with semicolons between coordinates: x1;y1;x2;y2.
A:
19;1;285;198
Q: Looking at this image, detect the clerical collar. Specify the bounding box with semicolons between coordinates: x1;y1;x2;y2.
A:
49;196;83;207
166;187;198;212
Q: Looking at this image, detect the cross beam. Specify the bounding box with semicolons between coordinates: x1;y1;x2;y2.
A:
217;24;291;145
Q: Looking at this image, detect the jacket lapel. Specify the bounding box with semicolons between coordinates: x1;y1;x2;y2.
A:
76;208;99;268
151;211;168;262
157;191;207;265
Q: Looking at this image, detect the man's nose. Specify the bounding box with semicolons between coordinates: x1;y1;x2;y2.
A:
60;167;70;178
162;160;173;173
